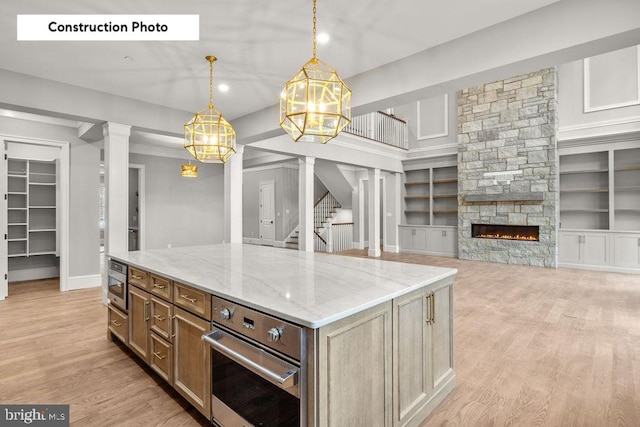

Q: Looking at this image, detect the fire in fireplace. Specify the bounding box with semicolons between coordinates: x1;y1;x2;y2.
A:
472;224;539;241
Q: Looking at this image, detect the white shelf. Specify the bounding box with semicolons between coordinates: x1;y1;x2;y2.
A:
6;157;58;262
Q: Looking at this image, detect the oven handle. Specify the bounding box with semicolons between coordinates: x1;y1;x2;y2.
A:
203;328;299;397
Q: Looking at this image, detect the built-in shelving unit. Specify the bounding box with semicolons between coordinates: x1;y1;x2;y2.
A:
559;151;609;230
558;144;640;273
614;147;640;231
6;159;58;259
404;166;458;226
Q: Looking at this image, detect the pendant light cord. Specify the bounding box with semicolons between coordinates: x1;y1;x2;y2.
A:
312;0;317;60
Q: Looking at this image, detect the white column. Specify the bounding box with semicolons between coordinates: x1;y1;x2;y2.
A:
387;172;402;253
298;156;315;252
224;145;244;244
103;122;131;303
368;168;381;257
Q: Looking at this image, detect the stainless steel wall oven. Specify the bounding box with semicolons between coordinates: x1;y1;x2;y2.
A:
203;296;307;427
107;259;128;312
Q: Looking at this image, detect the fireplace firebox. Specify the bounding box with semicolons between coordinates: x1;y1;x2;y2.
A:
472;224;539;241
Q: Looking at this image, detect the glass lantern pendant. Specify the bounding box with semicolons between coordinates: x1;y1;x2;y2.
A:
184;56;237;163
279;0;352;143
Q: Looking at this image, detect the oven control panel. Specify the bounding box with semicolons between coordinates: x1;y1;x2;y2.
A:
212;295;302;361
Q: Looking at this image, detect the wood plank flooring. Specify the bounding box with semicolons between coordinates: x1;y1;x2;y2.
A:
1;253;640;426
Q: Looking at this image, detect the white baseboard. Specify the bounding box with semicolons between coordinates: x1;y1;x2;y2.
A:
353;241;364;250
273;240;286;248
67;273;102;290
243;237;261;245
384;244;400;253
8;267;59;282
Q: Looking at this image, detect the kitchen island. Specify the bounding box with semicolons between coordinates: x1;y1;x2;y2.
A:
108;243;456;426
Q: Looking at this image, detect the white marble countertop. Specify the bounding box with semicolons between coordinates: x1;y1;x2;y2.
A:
109;243;456;329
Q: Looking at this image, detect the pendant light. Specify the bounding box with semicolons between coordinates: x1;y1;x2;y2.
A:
181;160;198;178
184;56;236;163
279;0;352;143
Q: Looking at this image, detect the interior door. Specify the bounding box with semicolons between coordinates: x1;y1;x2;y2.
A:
259;181;275;246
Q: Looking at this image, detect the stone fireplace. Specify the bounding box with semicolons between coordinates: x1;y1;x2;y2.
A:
457;68;558;267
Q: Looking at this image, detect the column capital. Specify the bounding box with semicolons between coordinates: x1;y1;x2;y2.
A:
298;156;315;166
102;122;132;138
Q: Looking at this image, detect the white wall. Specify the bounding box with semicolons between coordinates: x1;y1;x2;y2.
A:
558;45;640;140
243;164;299;243
129;153;224;249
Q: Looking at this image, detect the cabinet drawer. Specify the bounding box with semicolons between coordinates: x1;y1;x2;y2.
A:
108;304;128;344
173;282;212;320
150;296;174;342
149;333;172;383
129;267;149;290
149;273;173;301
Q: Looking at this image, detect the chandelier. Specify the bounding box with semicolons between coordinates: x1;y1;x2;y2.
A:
184;56;236;163
279;0;352;143
181;161;198;178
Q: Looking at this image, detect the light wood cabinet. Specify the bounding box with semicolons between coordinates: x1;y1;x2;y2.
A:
174;281;212;320
314;301;393;427
114;267;212;420
150;332;172;383
172;306;211;418
392;277;454;427
128;284;150;361
107;304;128;344
309;277;455;426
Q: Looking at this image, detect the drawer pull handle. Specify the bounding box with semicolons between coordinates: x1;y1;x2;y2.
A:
153;351;166;360
132;274;144;280
153;314;166;321
180;294;197;304
153;283;166;289
111;319;122;327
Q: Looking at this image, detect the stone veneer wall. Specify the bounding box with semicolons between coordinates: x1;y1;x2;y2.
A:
457;68;558;267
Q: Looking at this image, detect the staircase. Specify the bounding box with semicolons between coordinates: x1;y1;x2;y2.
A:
284;191;341;251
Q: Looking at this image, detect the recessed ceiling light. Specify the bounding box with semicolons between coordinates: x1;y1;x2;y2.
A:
218;84;229;93
317;33;330;44
124;55;134;61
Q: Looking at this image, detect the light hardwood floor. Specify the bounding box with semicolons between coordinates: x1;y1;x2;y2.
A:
1;253;639;426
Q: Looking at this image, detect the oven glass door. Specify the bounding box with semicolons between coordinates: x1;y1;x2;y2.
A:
212;349;300;426
108;274;125;300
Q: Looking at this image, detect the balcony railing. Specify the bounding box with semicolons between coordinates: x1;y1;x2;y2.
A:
344;111;408;150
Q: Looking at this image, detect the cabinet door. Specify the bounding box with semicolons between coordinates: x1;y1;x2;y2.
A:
149;333;172;383
128;285;150;361
173;307;211;419
399;228;414;250
393;288;430;425
316;302;392;427
413;228;428;251
613;235;640;268
583;233;609;266
558;232;582;264
429;279;454;392
443;228;457;255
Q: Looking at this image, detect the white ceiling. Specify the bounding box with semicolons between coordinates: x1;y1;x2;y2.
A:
1;0;561;122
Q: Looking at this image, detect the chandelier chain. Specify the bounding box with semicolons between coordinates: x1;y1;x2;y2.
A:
312;0;317;59
209;58;214;108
